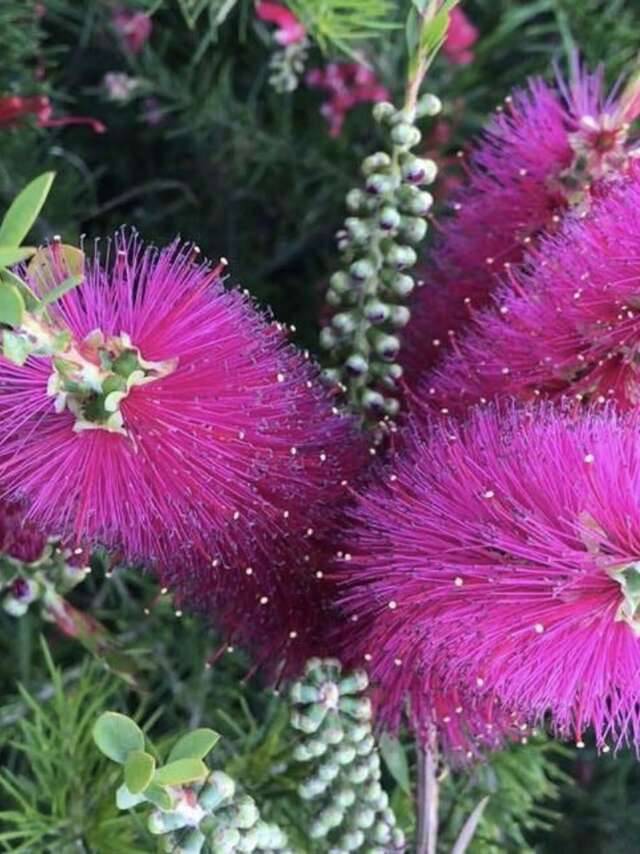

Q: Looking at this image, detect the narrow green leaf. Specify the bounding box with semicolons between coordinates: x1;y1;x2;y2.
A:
144;783;174;811
124;749;156;794
0;172;55;247
92;712;145;764
0;284;25;327
3;331;31;365
451;796;490;854
379;733;411;795
168;728;221;762
0;247;36;268
153;758;208;787
41;274;83;306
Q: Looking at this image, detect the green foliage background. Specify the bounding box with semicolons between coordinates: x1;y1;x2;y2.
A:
2;1;640;851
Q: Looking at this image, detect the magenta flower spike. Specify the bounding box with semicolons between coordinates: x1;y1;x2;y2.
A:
0;233;364;662
337;405;640;752
402;61;640;385
418;163;640;417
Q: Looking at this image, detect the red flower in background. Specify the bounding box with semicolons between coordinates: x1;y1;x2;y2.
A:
256;1;306;45
112;9;152;54
306;63;389;137
0;95;105;133
443;7;479;65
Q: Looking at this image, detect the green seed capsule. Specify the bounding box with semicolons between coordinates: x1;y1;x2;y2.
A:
372;101;395;123
361;389;385;412
339;671;369;694
362;152;392;175
346;188;367;213
339;829;365;851
334;787;356;808
371;334;400;363
365;173;395;195
400;216;428;244
389;305;411;328
384;397;400;417
345;354;369;377
385;244;417;270
330;271;351;294
291;682;320;704
364;300;389;324
332;312;357;334
349;258;376;282
319;327;338;350
417;92;442;117
378;206;401;231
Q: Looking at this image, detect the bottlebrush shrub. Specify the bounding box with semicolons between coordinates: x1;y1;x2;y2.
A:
336;404;640;752
418;163;640;417
401;60;640;384
0;232;364;662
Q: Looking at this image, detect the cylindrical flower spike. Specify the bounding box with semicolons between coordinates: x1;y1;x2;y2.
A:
0;233;364;664
337;405;640;752
402;60;640;386
417;162;640;417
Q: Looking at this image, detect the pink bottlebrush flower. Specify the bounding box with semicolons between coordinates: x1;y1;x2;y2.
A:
112;9;152;54
443;7;479;65
256;1;306;45
419;163;640;417
402;62;640;385
0;95;105;133
0;233;364;661
337;405;640;751
306;62;389;137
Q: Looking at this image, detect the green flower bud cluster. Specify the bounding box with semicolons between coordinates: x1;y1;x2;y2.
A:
1;540;88;619
153;770;293;854
290;658;405;853
94;712;291;854
321;98;440;420
268;39;310;93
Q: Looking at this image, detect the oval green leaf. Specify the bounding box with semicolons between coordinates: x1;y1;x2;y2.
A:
144;783;174;811
167;728;221;763
3;330;32;365
92;712;145;764
0;284;25;327
0;172;55;247
153;758;208;787
124;749;156;794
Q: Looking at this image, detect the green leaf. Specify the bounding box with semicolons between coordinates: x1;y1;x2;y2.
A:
168;729;221;763
153;758;208;787
144;783;174;811
1;269;41;311
41;274;83;305
116;783;146;810
0;284;25;327
379;733;411;795
451;796;490;854
0;172;55;247
0;247;36;268
124;750;156;794
3;331;32;365
92;712;145;763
